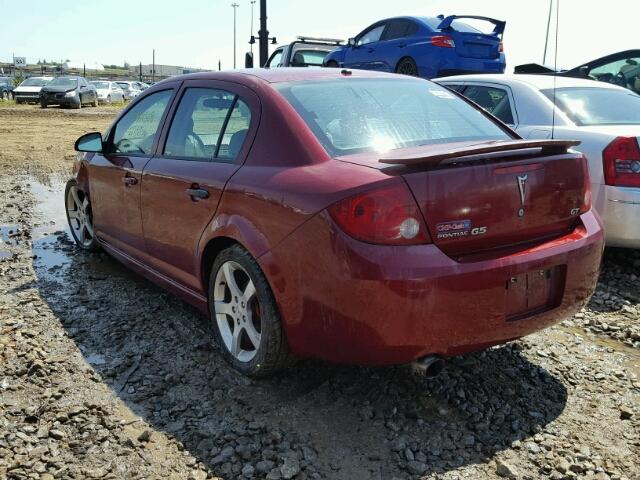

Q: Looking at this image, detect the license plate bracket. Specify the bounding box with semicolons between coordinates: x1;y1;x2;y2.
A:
505;265;566;321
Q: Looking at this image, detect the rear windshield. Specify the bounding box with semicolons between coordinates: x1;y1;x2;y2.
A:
117;82;131;90
291;49;329;67
423;17;482;33
92;81;109;89
542;87;640;126
275;78;510;156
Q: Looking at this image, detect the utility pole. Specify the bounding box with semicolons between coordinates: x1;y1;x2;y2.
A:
543;0;553;64
152;49;155;83
139;61;142;82
231;3;239;69
250;0;256;54
258;0;268;66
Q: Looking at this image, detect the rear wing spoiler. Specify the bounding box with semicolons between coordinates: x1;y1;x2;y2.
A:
437;15;506;36
379;140;580;166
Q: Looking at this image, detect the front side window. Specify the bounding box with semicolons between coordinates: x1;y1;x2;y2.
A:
276;78;510;156
111;90;173;154
164;88;251;162
542;87;640;126
357;25;385;45
589;57;640;93
267;50;284;68
462;85;514;124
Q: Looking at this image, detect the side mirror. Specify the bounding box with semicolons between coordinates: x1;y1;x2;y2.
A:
75;132;103;153
348;37;356;47
245;52;254;68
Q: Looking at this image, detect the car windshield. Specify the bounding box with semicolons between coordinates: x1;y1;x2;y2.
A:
21;78;50;87
117;83;131;90
542;87;640;126
92;81;109;89
276;78;510;156
49;77;78;88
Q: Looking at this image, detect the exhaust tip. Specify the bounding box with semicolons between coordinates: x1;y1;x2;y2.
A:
412;355;445;377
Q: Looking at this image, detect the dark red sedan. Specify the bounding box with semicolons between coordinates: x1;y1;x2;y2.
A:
67;68;604;376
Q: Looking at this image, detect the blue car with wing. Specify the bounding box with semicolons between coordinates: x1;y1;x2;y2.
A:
323;15;506;79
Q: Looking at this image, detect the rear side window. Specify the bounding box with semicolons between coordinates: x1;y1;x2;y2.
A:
164;88;251;162
462;85;514;124
111;90;172;155
276;78;510;156
383;20;418;40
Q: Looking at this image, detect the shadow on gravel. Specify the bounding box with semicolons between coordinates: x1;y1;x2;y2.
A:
30;179;568;479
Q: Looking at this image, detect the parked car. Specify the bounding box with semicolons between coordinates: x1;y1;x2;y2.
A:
91;81;125;104
0;77;15;101
40;76;98;109
67;68;602;376
116;81;143;101
323;15;506;78
265;36;343;68
436;74;640;248
14;76;53;104
515;49;640;94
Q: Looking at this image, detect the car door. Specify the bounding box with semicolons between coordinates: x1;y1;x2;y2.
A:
378;19;417;72
343;22;386;70
140;80;258;292
89;87;177;259
266;48;284;68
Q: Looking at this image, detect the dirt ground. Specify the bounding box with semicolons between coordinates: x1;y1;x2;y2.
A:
0;105;639;480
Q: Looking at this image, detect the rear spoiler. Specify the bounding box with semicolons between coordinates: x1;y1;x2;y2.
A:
437;15;506;36
514;63;561;74
379;140;580;166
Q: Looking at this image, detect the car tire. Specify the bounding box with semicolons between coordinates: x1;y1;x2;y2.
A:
1;91;7;101
65;179;100;252
40;100;47;108
326;60;339;68
92;94;98;107
106;94;111;105
396;57;419;77
7;91;13;101
74;99;82;109
209;244;293;377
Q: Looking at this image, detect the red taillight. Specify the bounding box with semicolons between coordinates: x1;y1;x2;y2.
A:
602;136;640;188
328;182;431;245
431;35;455;48
580;154;592;212
499;42;504;53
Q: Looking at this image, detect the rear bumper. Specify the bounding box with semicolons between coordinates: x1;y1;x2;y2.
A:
600;185;640;248
261;210;604;365
421;52;506;79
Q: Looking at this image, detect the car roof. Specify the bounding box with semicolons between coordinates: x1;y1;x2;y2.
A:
155;67;416;86
435;73;629;91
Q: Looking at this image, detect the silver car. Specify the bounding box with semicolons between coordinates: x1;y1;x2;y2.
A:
436;74;640;248
91;81;125;104
115;81;143;101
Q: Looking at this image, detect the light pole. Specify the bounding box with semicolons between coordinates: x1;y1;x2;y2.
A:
231;2;239;69
543;0;553;64
250;0;256;54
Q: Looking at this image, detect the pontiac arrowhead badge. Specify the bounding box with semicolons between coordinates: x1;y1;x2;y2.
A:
517;174;527;217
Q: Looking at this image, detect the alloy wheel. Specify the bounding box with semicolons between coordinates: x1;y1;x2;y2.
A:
66;186;95;247
398;60;418;76
213;261;262;362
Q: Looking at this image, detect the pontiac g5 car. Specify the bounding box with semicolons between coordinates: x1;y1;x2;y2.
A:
67;68;603;376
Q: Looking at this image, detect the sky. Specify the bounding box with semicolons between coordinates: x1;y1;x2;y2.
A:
0;0;637;72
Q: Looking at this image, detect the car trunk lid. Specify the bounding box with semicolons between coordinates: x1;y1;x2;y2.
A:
339;139;586;257
437;15;505;60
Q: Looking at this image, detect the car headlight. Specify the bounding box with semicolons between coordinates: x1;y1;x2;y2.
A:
65;90;77;97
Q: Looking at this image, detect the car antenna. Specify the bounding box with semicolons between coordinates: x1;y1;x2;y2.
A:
551;0;560;140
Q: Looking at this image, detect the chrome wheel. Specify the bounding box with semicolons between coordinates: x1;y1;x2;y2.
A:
66;185;94;247
213;261;261;363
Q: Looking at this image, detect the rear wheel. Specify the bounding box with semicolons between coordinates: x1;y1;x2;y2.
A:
65;179;100;251
396;57;419;76
209;244;292;376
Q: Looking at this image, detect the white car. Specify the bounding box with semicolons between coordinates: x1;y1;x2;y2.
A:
14;76;53;104
436;74;640;248
115;81;144;101
91;81;125;104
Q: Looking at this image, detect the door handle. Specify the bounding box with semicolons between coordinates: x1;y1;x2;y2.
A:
122;176;138;186
398;44;406;48
186;187;209;201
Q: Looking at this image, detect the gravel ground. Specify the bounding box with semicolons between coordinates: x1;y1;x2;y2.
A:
0;107;639;480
